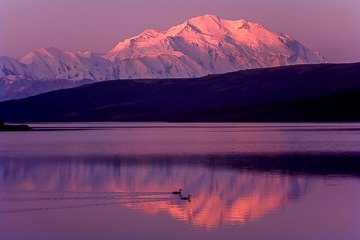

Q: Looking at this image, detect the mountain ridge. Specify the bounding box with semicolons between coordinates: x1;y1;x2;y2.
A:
0;13;328;81
1;62;358;122
0;14;327;101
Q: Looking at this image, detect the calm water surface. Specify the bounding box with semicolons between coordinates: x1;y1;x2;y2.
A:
0;123;360;240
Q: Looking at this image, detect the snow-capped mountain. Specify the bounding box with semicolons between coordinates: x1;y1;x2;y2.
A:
105;14;326;78
0;14;326;101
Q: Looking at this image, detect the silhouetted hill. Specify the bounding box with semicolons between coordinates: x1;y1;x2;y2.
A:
0;63;359;122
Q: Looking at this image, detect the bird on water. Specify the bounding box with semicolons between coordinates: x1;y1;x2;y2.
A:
172;189;182;195
180;194;191;201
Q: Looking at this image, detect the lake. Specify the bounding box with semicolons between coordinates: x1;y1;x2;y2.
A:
1;123;360;240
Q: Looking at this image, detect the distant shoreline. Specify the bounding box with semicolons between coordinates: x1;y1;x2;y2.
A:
0;123;31;131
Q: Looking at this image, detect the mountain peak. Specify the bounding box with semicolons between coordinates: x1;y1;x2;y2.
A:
37;47;63;56
179;14;225;35
105;14;327;66
188;14;221;24
19;47;65;64
183;14;254;34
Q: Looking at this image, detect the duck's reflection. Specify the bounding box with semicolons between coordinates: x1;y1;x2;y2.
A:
0;157;319;229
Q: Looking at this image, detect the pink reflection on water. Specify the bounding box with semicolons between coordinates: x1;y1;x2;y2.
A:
0;159;318;230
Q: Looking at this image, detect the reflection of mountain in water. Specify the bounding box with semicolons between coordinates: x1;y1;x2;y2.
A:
128;172;313;229
0;159;318;229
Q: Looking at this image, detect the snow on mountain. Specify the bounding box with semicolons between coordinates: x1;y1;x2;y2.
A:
0;56;32;79
0;14;327;101
18;47;114;81
105;14;326;77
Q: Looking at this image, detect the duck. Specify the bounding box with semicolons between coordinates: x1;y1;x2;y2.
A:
172;189;182;195
180;194;191;200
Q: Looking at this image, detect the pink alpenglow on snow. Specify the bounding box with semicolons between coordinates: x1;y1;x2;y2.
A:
0;15;326;81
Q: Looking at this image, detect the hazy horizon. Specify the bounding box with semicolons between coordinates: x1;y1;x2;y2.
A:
1;0;359;63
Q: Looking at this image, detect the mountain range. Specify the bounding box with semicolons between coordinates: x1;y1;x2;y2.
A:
0;14;326;101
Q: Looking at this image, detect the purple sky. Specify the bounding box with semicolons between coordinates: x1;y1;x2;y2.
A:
1;0;359;62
